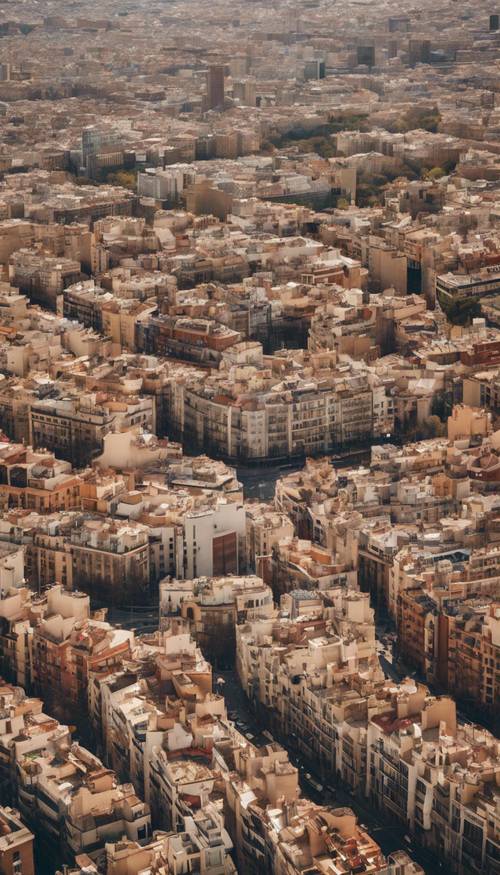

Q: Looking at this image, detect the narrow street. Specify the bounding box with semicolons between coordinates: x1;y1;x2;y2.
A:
217;670;444;875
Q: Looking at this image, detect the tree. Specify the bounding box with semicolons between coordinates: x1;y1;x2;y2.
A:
104;170;137;191
425;166;446;180
421;415;446;438
439;293;482;326
389;105;441;134
268;112;369;153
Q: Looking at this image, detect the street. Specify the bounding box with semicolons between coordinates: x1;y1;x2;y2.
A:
107;605;160;634
111;598;442;873
237;449;371;500
217;670;444;875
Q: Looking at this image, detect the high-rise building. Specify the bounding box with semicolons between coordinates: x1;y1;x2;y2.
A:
206;64;225;110
233;78;256;106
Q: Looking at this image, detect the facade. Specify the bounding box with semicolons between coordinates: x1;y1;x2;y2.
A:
266;537;357;599
0;445;82;514
245;503;295;574
175;346;394;462
32;585;133;721
69;520;151;605
9;251;81;309
436;268;500;304
0;807;34;875
160;574;273;666
206;65;225;111
395;547;500;715
30;393;155;468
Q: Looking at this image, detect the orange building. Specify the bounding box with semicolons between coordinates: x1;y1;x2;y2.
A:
0;807;34;875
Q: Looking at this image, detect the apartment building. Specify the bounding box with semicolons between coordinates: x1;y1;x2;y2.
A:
395;547;500;715
103;808;236;875
0;587;36;689
366;693;500;875
149;754;217;833
245;502;295;574
442;602;500;711
61;279;113;332
0;545;24;598
92;428;181;474
0;510;80;593
160;574;273;667
463;370;500;413
0;325;64;380
0;483;246;603
32;585;133;722
236;587;379;785
0;675;151;870
271;426;500;619
267;537;357;599
96;624;217;808
174;344;394;462
138;314;241;366
0;682;66;808
30;391;155;468
9;250;82;309
69;519;150;605
0;444;82;514
181;499;246;580
216;736;415;875
0;806;34;875
0;379;38;445
274;457;339;539
436;267;500;304
114;487;246;583
17;739;151;869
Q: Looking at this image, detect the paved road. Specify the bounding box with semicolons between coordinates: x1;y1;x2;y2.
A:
237;463;304;501
217;670;444;875
379;650;403;683
237;449;371;500
107;605;160;634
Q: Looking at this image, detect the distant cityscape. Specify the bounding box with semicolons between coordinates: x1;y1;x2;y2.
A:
0;1;498;874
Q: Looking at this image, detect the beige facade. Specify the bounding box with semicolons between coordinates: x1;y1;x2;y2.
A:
160;574;273;666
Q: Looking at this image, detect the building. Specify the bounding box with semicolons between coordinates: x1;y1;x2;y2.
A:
0;806;34;875
436;267;500;304
160;574;273;666
206;65;225;111
0;444;82;514
9;251;81;309
30;391;155;468
267;537;356;599
32;584;134;722
245;502;295;575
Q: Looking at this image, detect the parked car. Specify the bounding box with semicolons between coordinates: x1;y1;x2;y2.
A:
304;773;324;794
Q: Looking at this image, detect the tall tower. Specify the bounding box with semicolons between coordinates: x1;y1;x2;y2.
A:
206;64;225;110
